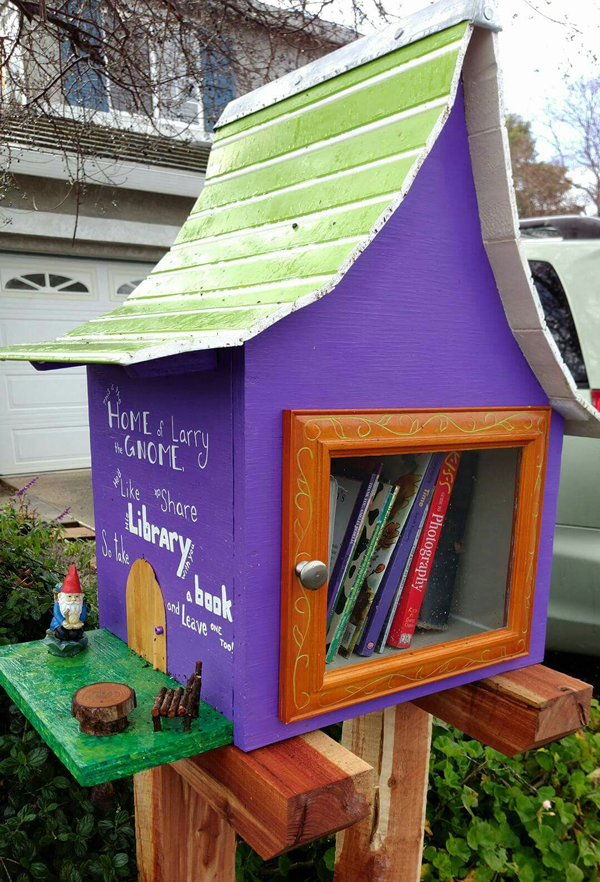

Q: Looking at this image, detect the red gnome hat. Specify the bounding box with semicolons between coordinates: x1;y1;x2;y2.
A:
61;565;82;594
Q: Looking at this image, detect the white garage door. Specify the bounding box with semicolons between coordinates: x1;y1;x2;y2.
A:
0;254;154;474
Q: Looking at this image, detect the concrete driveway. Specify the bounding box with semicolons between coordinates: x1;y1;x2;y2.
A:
0;469;94;528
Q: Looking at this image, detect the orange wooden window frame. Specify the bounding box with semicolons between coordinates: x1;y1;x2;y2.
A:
279;407;550;724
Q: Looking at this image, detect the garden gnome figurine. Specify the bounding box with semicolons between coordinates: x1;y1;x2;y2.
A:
44;565;88;656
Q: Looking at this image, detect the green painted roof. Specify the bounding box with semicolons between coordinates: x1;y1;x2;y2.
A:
0;18;472;365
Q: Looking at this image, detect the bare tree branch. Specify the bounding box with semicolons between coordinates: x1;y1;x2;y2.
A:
544;76;600;214
0;0;383;212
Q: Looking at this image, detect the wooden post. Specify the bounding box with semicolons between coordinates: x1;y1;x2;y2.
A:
334;703;432;882
135;763;236;882
126;559;236;882
334;665;592;882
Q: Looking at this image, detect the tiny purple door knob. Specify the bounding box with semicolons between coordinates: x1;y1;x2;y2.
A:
155;626;164;635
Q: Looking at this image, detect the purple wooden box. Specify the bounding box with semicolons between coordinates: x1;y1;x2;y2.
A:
88;97;565;751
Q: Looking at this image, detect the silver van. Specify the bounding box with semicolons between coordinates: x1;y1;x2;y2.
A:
521;216;600;656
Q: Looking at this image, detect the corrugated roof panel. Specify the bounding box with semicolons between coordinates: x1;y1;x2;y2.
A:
0;20;471;365
218;20;469;138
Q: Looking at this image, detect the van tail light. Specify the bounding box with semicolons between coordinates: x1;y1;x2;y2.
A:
592;390;600;411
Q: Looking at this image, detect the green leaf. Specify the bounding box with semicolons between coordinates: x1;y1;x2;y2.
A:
77;815;94;837
52;776;70;789
532;825;556;850
467;821;496;850
27;747;48;768
515;793;537;824
432;850;452;878
323;848;336;872
565;864;584;882
516;863;536;882
535;751;553;771
462;786;478;814
542;851;565;871
29;864;49;880
278;855;292;877
446;835;470;862
112;854;128;869
570;771;587;799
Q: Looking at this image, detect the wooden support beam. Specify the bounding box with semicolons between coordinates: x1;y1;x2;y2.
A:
334;704;432;882
135;763;236;882
171;728;373;860
413;664;592;756
128;559;234;881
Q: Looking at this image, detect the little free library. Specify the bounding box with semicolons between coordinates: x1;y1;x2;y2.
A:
0;0;597;796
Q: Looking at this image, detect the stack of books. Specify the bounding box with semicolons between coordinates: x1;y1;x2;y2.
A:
325;450;475;664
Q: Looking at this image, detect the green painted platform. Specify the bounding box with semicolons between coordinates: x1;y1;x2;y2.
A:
0;629;233;786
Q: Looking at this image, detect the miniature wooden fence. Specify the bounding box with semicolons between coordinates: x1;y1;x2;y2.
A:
134;664;591;882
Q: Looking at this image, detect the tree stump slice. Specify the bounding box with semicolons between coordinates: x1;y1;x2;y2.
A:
72;682;136;735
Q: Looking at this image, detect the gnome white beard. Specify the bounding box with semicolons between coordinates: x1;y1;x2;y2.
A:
58;592;84;629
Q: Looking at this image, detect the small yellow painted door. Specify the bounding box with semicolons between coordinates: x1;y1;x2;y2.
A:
126;559;167;674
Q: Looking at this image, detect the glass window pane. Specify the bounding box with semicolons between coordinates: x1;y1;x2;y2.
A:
5;278;36;290
325;447;519;669
529;259;588;388
61;282;89;292
22;273;46;287
116;279;144;296
50;274;71;287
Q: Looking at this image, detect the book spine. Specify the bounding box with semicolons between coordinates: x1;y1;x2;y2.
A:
327;486;396;663
356;453;444;657
417;451;478;631
387;452;461;648
326;468;381;622
375;499;430;653
338;486;400;656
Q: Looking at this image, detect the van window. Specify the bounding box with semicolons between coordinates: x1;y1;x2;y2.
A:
529;260;589;388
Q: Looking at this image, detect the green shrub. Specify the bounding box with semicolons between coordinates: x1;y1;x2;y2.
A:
423;711;600;881
0;496;598;882
0;496;133;882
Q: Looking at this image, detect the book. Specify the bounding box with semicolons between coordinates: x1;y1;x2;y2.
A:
357;452;444;657
326;466;382;621
328;476;339;571
417;451;479;631
374;493;432;653
337;485;401;657
326;480;395;662
387;451;462;648
338;453;432;657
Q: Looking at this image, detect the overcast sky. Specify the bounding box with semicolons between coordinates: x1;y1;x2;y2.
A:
327;0;600;160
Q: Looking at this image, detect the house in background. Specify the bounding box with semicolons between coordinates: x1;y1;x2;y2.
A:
0;4;353;475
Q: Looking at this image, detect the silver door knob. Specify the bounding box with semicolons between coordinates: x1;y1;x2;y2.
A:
295;560;328;590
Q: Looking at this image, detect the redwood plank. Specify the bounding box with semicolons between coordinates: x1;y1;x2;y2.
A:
414;664;592;756
171;728;373;860
334;704;432;882
135;764;236;882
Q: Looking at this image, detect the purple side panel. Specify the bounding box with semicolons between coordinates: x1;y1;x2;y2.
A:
235;88;562;749
87;361;235;719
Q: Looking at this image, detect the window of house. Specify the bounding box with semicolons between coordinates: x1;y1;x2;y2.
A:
61;1;109;112
200;38;235;132
116;279;144;297
529;259;589;388
4;272;90;294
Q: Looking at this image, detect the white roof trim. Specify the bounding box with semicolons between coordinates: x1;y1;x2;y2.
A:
1;147;204;198
217;0;501;128
462;27;600;438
